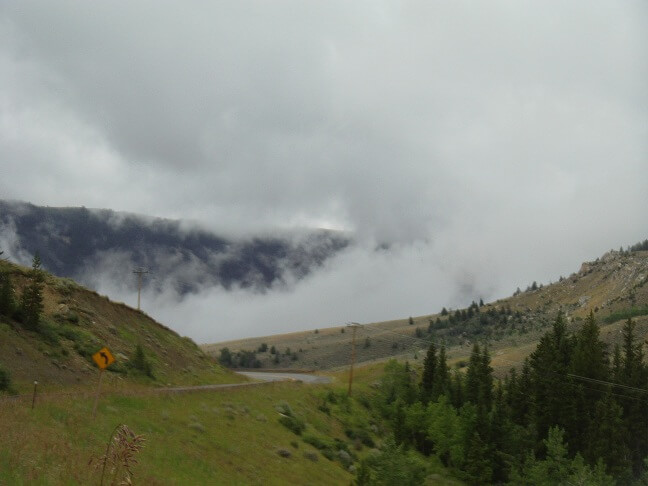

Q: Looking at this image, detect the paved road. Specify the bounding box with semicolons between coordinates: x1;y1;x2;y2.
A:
236;371;331;384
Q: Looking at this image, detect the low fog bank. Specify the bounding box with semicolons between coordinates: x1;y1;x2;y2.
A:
91;227;632;344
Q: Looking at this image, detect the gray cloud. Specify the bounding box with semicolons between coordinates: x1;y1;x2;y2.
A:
1;1;646;341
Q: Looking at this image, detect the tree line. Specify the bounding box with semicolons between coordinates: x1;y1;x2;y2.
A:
367;312;648;485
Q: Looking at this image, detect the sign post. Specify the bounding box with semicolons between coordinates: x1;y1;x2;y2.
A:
91;347;115;417
31;381;38;410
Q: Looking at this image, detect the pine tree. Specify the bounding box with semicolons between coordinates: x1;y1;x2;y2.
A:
420;342;437;403
479;346;493;412
19;253;44;332
434;345;449;401
619;318;648;475
465;343;482;406
568;311;609;452
489;383;515;483
529;312;575;447
450;369;464;409
131;344;154;377
0;270;15;316
507;359;533;429
585;394;631;480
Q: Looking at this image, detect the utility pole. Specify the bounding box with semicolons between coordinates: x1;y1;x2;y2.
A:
133;268;148;310
347;322;362;396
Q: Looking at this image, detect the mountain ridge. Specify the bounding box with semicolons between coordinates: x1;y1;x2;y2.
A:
0;199;351;295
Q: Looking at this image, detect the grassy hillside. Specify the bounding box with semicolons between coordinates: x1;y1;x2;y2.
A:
0;260;237;393
204;249;648;373
0;367;463;485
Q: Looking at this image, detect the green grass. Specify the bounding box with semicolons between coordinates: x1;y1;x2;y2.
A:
0;382;361;485
603;307;648;324
0;366;465;485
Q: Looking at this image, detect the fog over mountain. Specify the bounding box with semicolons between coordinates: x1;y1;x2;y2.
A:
1;2;646;340
0;200;349;291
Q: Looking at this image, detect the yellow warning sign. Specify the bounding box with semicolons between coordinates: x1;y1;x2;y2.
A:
92;347;115;370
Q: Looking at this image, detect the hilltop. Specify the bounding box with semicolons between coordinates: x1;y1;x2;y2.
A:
204;248;648;372
0;259;234;392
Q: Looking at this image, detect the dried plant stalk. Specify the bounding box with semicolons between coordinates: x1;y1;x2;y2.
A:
89;424;145;486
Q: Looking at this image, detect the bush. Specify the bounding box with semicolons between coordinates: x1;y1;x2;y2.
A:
302;433;333;452
279;415;305;435
38;321;60;345
345;427;375;447
0;364;14;393
276;402;305;435
57;325;82;342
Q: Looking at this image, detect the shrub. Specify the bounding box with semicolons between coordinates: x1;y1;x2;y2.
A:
0;364;14;393
345;427;375;447
57;325;82;341
302;433;332;452
303;451;319;462
38;321;60;345
278;414;305;435
277;402;305;435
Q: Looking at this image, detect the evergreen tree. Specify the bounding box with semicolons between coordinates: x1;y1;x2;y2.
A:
434;345;449;401
131;344;154;377
465;343;482;406
619;318;648;475
420;342;437;403
463;430;492;485
19;253;44;332
0;270;15;316
585;394;631;481
489;383;515;483
529;312;575;449
571;311;608;382
568;311;609;452
465;343;494;414
450;369;464;409
479;346;494;412
611;344;622;383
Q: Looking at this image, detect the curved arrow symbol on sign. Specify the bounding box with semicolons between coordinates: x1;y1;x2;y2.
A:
100;352;109;365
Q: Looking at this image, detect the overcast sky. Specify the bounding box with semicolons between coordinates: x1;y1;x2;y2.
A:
1;1;647;342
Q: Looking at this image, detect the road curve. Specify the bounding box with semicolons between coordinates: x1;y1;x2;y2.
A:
236;371;331;384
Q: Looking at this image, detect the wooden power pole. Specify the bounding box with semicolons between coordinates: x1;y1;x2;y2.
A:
347;322;362;396
133;268;148;310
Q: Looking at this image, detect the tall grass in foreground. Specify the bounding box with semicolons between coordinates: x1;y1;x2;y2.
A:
0;382;358;485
